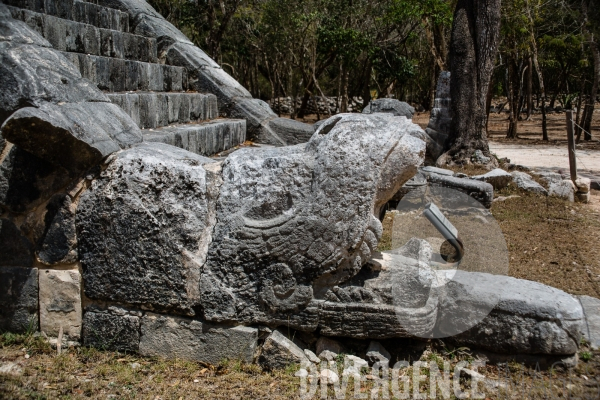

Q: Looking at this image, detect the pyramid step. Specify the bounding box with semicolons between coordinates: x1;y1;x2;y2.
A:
62;52;187;92
9;6;156;63
107;93;218;130
143;119;247;157
3;0;130;32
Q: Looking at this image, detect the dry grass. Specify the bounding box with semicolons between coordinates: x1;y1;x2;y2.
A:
0;333;300;399
379;176;600;298
2;332;599;399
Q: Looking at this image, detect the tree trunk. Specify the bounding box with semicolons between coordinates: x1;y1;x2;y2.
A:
526;55;533;120
442;0;501;167
485;74;494;131
575;75;586;141
429;62;438;111
361;58;372;110
506;56;520;138
340;66;349;113
583;40;599;140
297;80;314;119
526;0;548;140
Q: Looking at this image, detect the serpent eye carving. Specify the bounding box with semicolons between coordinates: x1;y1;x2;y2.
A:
243;192;295;229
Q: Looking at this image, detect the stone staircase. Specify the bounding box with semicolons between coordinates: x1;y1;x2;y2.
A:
5;0;246;157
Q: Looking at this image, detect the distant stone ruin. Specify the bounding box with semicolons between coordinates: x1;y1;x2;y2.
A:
0;0;595;370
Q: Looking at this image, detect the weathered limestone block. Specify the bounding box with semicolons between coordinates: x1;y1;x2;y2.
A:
91;0;164;20
164;41;220;70
575;177;591;193
427;71;451;134
420;166;454;176
0;218;34;267
82;308;141;352
0;42;108;123
4;0;74;19
77;142;222;315
319;252;439;339
164;43;248;109
366;341;391;364
189;67;252;109
579;295;600;350
2;102;142;173
226;98;276;138
424;71;451;163
0;146;72;213
107;92;217;129
36;194;77;265
328;242;583;356
133;13;194;52
71;0;130;31
472;168;512;190
0;4;51;47
441;272;583;355
548;179;575;202
413;129;445;164
201;114;425;326
362;98;415;119
0;267;38;333
39;269;82;339
63;53;185;92
423;170;494;208
139;314;258;364
255;117;315;146
537;171;563;186
511;171;548;195
143;119;246;156
258;330;309;370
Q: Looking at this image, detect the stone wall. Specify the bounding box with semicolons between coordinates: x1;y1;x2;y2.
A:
268;96;365;115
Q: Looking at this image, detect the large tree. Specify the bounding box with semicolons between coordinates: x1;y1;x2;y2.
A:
438;0;501;167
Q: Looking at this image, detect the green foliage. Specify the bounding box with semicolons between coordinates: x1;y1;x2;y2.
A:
148;0;598;114
581;351;593;362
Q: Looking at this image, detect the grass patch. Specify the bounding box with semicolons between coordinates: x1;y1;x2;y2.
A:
2;336;599;399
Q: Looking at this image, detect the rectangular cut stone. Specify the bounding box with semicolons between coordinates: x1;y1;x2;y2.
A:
0;267;38;333
71;1;129;31
139;313;258;364
6;0;129;31
579;295;600;350
39;268;82;339
62;53;187;92
82;308;140;352
100;28;124;58
11;8;157;62
143;119;246;156
109;93;218;129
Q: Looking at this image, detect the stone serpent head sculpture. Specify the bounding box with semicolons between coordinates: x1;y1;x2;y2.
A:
77;113;426;331
200;113;426;326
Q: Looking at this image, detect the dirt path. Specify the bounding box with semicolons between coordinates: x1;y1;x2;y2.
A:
489;142;600;176
412;110;600;183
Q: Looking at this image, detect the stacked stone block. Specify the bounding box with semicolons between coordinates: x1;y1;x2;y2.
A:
6;0;246;155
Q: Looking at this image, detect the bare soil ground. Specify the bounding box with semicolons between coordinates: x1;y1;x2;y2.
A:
381;186;600;298
412;109;600;150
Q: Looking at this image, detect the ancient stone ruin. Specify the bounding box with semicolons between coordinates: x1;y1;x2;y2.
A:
0;0;596;370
